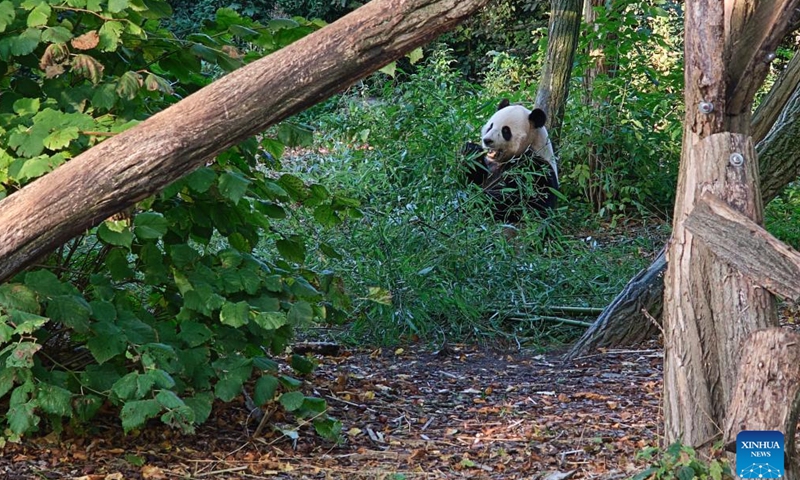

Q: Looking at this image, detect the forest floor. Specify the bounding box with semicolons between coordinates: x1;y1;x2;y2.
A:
1;343;665;480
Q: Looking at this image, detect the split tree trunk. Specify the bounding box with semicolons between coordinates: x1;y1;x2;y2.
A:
0;0;491;284
662;0;797;447
534;0;582;144
566;49;800;361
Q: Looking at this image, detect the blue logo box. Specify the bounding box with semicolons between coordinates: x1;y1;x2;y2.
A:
737;430;784;478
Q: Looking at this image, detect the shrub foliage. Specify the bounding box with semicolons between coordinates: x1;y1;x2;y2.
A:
0;0;352;442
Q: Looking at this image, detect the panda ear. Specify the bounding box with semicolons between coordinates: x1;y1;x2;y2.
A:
529;108;547;128
497;99;510;110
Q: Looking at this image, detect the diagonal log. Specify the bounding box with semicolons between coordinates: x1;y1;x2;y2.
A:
0;0;491;283
685;191;800;300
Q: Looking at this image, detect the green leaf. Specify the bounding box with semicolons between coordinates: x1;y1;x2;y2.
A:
251;311;286;330
319;242;342;260
0;367;17;399
155;390;184;409
277;174;308;201
25;269;67;296
105;248;134;280
313;417;342;441
133;212;168;240
98;220;133;248
178;321;213;348
46;295;91;333
11;28;41;56
43;126;79;150
87;322;126;364
290;354;315;375
379;61;396;78
108;0;129;13
313;205;340;228
253;375;278;406
184;392;213;424
218;171;251;204
36;383;72;416
407;47;424;65
11;310;48;335
287;300;313;325
42;26;72;44
0;283;40;313
13;97;39;116
120;399;161;432
219;301;249;328
91;82;116;109
279;391;304;412
185;167;216;193
98;20;124;52
8;156;55;181
6;342;41;368
116;70;142;99
27;2;50;27
275;236;305;263
7;399;38;434
0;1;15;33
8;124;48;158
276;122;313;148
214;375;244;402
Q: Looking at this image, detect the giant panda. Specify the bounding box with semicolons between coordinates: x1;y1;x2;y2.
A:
463;99;559;223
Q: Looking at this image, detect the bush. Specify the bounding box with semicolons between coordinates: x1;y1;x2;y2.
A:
0;3;346;442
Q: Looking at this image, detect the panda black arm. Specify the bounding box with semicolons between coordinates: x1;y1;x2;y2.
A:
462;142;489;186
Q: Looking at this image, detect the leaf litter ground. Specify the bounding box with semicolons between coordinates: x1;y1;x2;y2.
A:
2;345;663;479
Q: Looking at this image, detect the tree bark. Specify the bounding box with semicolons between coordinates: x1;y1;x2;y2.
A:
565;49;800;361
758;53;800;204
686;192;800;301
663;0;797;446
0;0;491;284
723;328;800;479
534;0;582;145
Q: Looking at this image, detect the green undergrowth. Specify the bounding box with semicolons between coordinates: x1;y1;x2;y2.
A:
278;49;669;347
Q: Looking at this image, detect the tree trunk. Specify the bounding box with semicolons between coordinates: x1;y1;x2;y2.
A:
0;0;491;284
582;0;610;211
565;49;800;361
758;51;800;205
723;328;800;479
662;0;796;446
534;0;582;145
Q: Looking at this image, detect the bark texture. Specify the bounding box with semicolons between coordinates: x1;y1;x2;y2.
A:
723;328;800;479
686;192;800;301
534;0;582;144
663;0;798;446
758;56;800;204
0;0;491;283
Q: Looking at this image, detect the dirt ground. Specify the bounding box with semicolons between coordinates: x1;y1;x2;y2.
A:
1;343;664;479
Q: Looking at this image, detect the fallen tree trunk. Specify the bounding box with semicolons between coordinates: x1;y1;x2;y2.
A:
566;50;800;360
0;0;491;283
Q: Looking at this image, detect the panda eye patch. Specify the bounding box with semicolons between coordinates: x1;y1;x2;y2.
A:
502;126;512;141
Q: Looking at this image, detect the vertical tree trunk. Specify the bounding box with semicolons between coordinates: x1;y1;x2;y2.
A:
662;0;797;446
535;0;582;144
581;0;609;211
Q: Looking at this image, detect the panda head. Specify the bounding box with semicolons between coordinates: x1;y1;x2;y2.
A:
480;99;550;165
